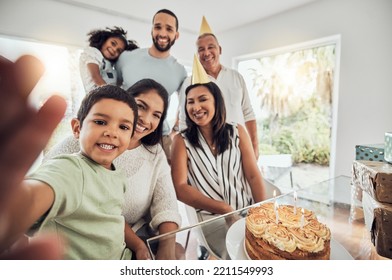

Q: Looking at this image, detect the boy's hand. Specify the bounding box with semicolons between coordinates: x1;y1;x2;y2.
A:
0;55;67;259
134;242;152;260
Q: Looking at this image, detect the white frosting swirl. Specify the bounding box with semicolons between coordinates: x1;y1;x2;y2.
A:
263;224;297;253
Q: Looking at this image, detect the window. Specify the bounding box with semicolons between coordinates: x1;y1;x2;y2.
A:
234;36;341;189
0;36;84;151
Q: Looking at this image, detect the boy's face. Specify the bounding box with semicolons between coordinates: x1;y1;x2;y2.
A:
72;98;134;169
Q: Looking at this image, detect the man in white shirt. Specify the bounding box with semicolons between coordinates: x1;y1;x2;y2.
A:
177;31;259;159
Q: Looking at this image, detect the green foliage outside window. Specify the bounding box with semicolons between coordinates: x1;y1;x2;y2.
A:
245;45;336;166
259;96;330;165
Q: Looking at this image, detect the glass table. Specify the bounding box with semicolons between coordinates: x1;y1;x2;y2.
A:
146;176;380;260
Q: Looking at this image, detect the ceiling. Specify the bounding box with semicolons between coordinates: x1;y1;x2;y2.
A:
54;0;319;34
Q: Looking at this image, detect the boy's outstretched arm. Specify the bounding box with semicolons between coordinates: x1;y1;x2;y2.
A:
1;180;55;253
0;55;67;259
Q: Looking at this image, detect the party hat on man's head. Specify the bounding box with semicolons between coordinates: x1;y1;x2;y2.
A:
199;16;213;35
191;54;210;85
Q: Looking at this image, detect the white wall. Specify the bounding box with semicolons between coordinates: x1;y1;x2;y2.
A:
0;0;195;66
219;0;392;177
1;0;391;178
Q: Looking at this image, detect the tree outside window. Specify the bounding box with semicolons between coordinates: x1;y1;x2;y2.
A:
238;44;335;167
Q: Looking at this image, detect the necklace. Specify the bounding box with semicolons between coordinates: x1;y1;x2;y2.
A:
207;141;216;151
202;132;216;152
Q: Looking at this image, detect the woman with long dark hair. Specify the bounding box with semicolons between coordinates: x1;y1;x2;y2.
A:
171;76;266;259
172;81;266;220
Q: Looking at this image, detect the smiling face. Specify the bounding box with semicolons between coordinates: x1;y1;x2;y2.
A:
100;36;126;61
197;34;222;74
186;85;215;128
151;12;179;52
133;90;164;141
73;98;134;169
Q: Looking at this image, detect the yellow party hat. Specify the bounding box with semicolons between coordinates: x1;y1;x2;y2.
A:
191;54;210;85
199;16;213;35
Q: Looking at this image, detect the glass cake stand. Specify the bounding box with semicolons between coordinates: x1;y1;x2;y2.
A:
147;176;374;260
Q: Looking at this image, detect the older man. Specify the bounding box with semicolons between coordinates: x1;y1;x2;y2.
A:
177;17;259;159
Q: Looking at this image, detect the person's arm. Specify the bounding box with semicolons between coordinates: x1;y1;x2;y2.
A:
1;179;54;253
124;224;151;260
0;55;66;260
171;78;188;137
148;146;182;229
86;63;107;87
115;53;124;87
237;71;259;159
171;134;233;214
177;78;190;131
154;222;179;260
237;125;266;202
245;119;259;160
170;110;180;139
142;147;181;259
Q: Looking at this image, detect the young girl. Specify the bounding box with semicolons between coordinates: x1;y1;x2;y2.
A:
79;26;138;93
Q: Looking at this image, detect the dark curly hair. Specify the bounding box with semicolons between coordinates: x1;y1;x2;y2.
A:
77;85;138;137
126;39;139;51
87;26;129;54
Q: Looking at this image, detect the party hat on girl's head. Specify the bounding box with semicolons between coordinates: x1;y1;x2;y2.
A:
191;54;210;85
199;16;213;35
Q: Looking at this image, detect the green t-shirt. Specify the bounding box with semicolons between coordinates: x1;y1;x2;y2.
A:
28;153;132;260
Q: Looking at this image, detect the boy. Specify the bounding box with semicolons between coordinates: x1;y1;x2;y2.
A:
4;84;138;259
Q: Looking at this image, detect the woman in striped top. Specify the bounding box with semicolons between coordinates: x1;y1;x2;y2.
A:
171;81;266;221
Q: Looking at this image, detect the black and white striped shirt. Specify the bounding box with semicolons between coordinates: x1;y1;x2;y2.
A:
182;124;254;220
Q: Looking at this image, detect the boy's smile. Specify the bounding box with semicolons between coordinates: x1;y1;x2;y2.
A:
73;98;134;169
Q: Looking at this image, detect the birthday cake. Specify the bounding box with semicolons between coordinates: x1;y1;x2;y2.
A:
245;202;331;260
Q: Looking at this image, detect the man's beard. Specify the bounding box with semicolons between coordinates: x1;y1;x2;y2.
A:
152;36;176;52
